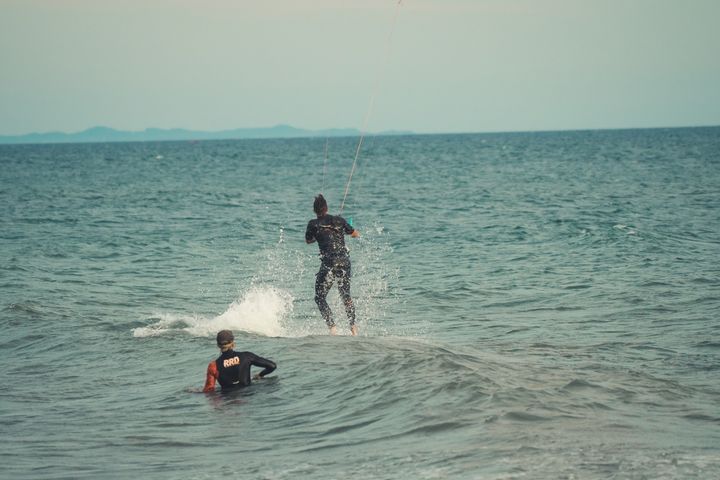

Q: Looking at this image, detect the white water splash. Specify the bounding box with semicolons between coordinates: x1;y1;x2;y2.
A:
132;285;294;338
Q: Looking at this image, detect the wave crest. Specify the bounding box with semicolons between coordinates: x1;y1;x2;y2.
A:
132;285;294;338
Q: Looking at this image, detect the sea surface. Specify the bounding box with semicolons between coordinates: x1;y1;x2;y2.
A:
1;128;719;479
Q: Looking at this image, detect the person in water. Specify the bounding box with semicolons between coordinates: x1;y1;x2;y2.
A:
202;330;276;392
305;194;360;335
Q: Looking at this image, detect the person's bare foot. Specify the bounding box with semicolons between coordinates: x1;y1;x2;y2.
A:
329;325;338;335
350;325;359;336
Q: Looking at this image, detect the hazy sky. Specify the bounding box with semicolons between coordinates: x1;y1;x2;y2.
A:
1;0;719;136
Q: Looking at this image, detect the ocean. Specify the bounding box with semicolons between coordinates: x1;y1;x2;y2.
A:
1;127;719;479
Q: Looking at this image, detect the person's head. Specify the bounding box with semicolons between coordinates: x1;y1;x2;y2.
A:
313;194;328;216
216;329;235;352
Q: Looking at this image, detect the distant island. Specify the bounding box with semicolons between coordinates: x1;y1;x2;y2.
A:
0;125;413;145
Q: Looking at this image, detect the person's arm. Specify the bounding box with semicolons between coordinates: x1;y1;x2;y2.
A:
342;217;360;238
202;361;218;392
251;354;277;380
305;221;316;244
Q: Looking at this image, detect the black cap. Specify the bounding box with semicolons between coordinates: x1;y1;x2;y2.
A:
216;330;234;346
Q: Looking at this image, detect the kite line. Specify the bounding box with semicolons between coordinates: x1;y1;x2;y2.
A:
339;0;404;215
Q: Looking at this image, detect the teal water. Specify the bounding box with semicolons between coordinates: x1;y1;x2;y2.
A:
1;128;719;479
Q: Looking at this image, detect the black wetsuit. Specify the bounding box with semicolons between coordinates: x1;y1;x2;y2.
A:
305;214;356;327
215;350;276;390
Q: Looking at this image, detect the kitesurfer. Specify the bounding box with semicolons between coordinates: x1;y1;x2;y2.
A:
305;194;360;335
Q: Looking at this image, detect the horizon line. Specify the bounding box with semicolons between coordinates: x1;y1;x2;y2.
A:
0;123;718;146
2;121;719;136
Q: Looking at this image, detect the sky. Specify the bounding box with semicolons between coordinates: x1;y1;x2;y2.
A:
1;0;719;136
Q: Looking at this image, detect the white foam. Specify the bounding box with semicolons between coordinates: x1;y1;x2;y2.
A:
132;285;295;339
203;285;293;337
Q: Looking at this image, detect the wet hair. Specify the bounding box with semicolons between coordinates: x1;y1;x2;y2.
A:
313;194;328;215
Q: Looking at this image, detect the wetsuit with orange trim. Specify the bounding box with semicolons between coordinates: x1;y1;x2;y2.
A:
203;349;276;392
